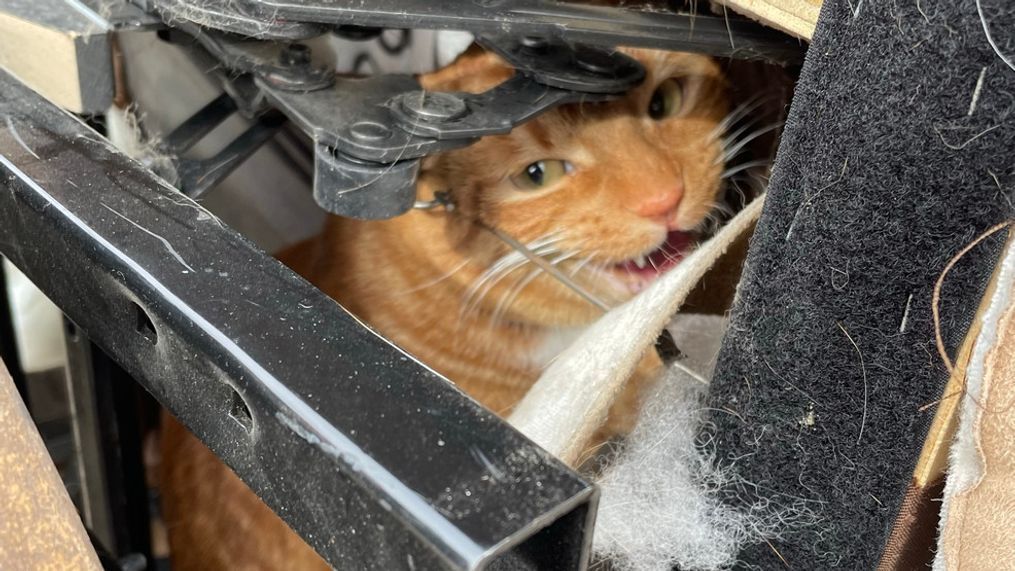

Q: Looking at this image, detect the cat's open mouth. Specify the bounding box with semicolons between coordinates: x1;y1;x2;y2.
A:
610;230;694;293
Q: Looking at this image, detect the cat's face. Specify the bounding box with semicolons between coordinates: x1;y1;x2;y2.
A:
418;47;730;327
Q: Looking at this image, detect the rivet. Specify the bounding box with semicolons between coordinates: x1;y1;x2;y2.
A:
398;91;467;122
349;121;391;141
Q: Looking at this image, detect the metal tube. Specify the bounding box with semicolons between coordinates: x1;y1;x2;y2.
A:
0;67;596;570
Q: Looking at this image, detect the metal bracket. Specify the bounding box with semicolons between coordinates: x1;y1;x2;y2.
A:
176;22;336;91
133;0;804;219
477;34;647;94
313;145;421;220
167;26;646;219
175;110;287;198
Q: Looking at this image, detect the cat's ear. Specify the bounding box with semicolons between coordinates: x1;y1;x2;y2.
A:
419;44;514;94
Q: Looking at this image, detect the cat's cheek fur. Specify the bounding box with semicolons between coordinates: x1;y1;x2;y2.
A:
160;46;732;570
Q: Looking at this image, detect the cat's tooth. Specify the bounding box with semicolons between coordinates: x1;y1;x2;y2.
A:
634;255;647;269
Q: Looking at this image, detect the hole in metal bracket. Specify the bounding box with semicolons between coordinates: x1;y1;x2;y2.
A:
64;317;79;342
132;302;157;345
229;388;254;434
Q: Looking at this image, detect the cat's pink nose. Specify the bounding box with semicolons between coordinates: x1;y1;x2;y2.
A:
630;186;682;221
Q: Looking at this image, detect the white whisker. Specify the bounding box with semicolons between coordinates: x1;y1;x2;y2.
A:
720;159;772;180
394;258;472;295
718;123;783;165
569;253;598;277
647;255;660;272
489;251;579;328
707;95;773;142
717;116;764;150
462;248;549;317
460;231;570;323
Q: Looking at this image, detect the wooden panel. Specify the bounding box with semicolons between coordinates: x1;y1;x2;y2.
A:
0;3;112;113
714;0;822;41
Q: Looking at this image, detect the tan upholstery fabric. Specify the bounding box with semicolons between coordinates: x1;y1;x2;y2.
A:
0;358;102;570
937;236;1015;569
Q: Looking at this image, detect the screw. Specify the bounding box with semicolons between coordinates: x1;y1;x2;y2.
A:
398;91;467;122
349;121;391;142
280;43;312;67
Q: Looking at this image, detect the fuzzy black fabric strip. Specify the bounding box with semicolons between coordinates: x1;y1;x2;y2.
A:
706;0;1014;568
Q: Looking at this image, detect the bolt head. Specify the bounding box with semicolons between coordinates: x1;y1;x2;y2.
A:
398;91;467;122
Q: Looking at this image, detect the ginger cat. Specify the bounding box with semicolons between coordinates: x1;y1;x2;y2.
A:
161;45;730;570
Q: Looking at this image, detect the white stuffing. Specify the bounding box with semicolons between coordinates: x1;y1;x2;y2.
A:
105;104;178;184
592;315;802;571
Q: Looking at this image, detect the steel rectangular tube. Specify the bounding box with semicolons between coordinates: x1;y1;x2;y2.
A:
146;0;804;63
0;68;596;570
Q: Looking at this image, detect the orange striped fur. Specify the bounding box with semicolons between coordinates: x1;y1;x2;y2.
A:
162;45;729;569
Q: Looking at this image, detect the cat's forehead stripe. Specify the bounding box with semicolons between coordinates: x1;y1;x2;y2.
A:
630;49;719;85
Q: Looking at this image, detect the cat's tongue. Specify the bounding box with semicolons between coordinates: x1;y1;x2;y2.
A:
617;231;693;277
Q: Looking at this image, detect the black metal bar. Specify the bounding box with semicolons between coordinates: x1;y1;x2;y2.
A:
63;319;117;554
162;92;237;153
93;344;154;565
147;0;805;64
0;68;596;570
0;257;28;408
176;110;287;198
64;321;153;565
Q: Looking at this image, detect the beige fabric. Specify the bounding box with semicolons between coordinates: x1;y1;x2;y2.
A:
0;359;102;570
937;236;1015;569
713;0;822;41
509;194;765;465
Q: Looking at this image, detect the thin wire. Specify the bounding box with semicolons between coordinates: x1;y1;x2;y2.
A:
669;360;709;385
413;191;606;311
419;190;714;382
480;222;611;312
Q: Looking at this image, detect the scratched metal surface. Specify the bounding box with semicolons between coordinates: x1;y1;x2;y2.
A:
145;0;805;63
0;68;595;570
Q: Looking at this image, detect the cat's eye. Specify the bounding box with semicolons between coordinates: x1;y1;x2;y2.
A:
648;78;685;120
511;160;572;190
